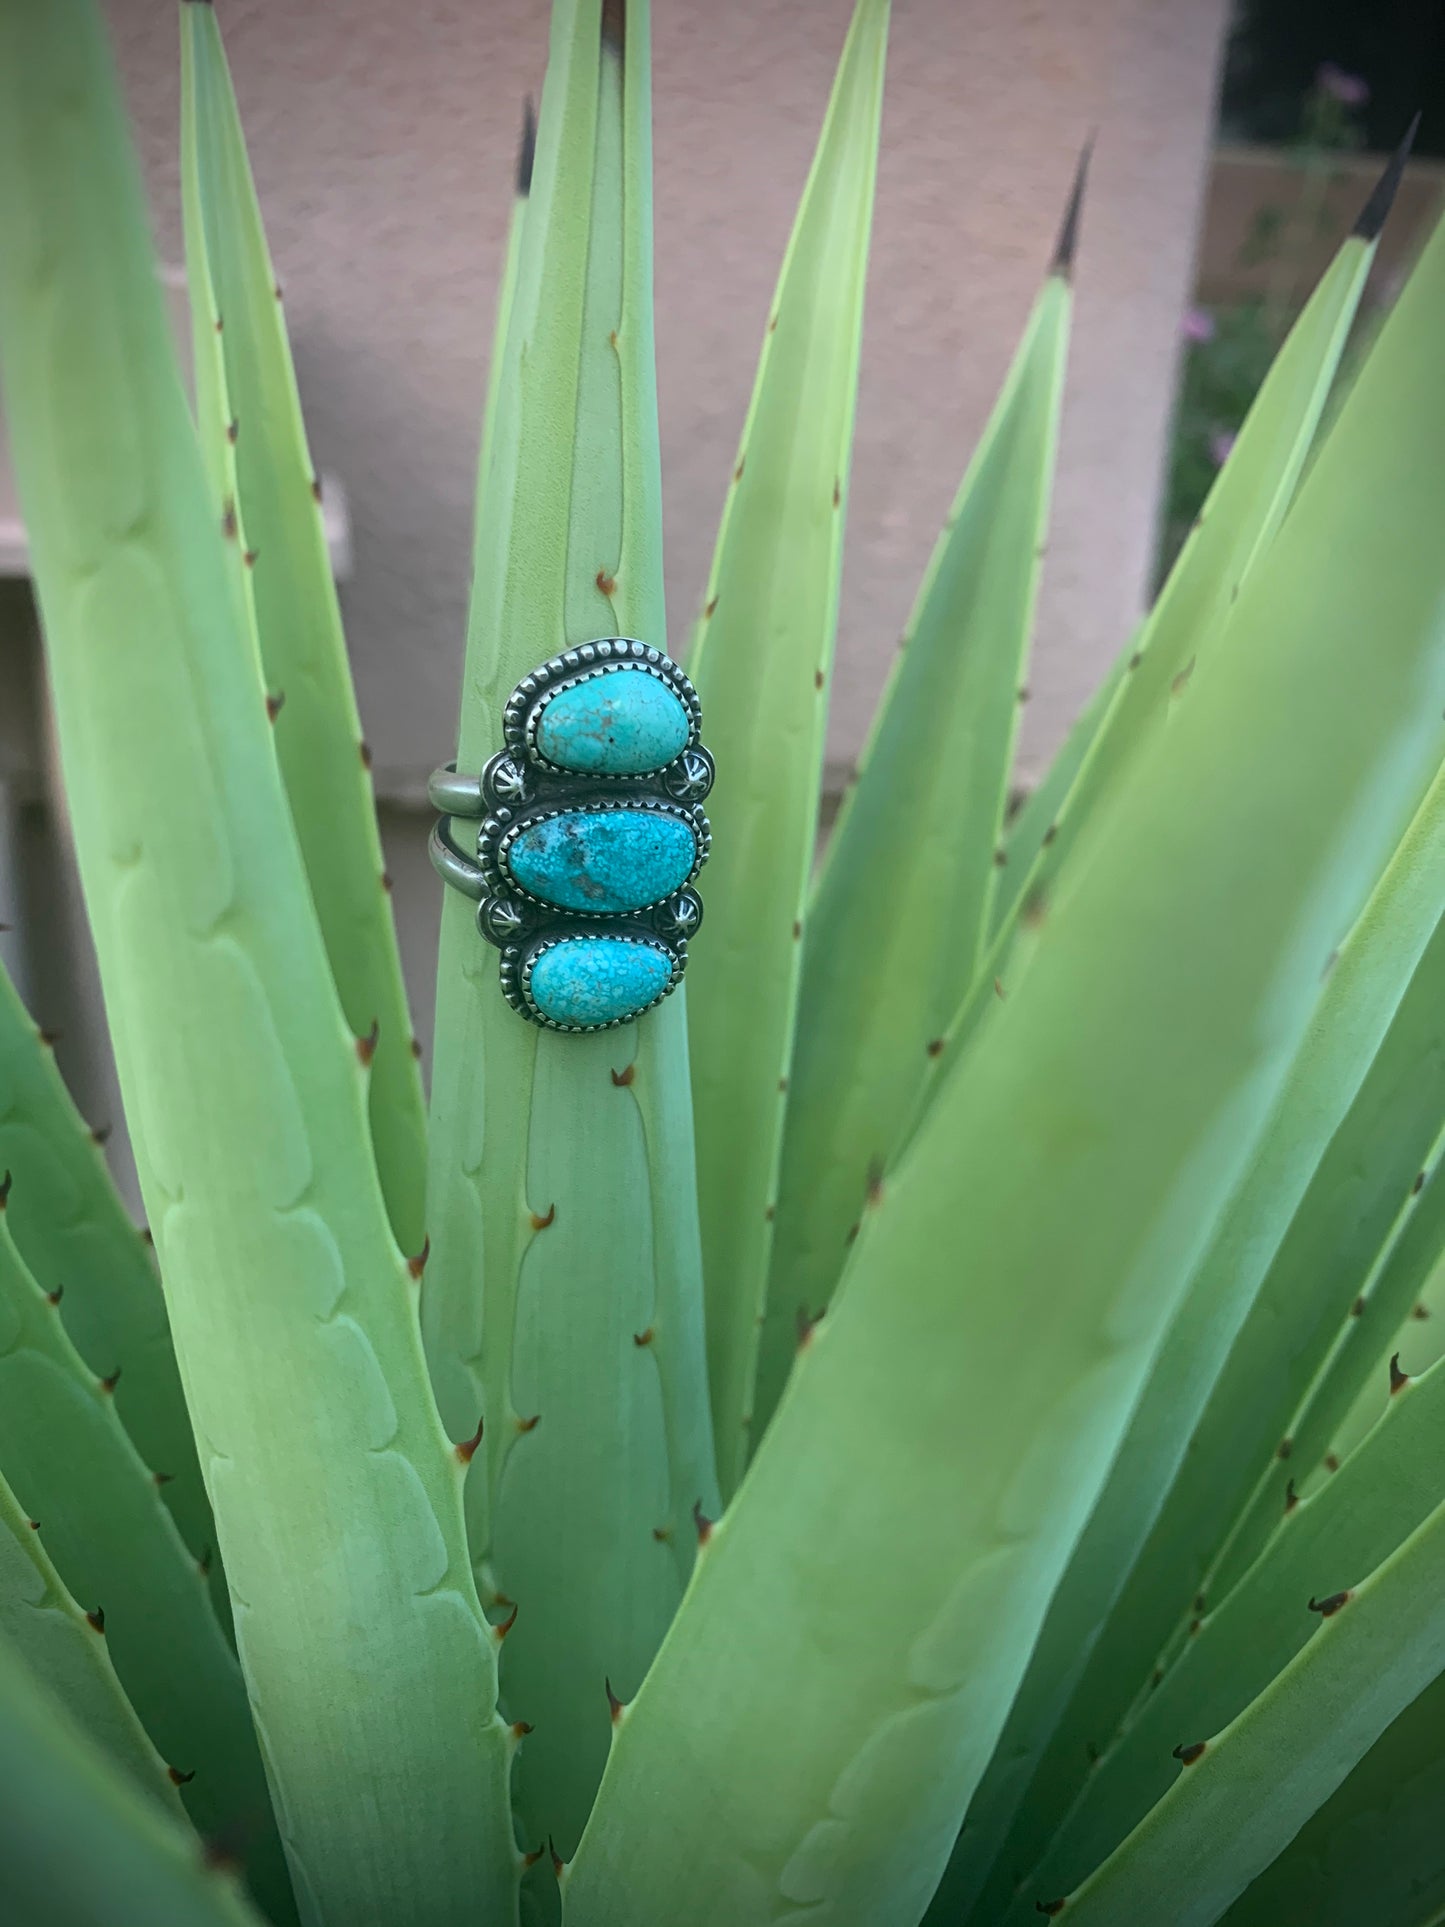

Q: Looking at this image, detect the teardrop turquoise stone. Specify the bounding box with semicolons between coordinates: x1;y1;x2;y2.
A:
529;937;672;1027
505;809;697;914
534;669;690;775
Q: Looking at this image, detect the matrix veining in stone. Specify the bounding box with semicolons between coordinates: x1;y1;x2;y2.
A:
533;669;691;776
528;937;673;1027
505;808;698;914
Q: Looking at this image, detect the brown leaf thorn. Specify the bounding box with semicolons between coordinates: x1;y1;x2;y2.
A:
692;1499;713;1547
455;1414;484;1466
796;1305;824;1351
356;1019;379;1067
1308;1589;1352;1617
407;1236;431;1282
1390;1352;1409;1393
1172;1740;1207;1766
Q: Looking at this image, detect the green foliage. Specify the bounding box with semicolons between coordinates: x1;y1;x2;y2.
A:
0;1;513;1920
758;213;1072;1439
685;0;888;1495
180;3;428;1257
0;2;1443;1924
421;0;717;1861
0;1627;264;1927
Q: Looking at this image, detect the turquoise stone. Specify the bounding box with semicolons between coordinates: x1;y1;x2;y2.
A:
530;937;672;1027
534;669;690;775
505;808;697;914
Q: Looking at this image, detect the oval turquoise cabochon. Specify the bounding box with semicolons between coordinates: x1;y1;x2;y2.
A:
533;668;690;776
529;936;673;1028
505;808;698;915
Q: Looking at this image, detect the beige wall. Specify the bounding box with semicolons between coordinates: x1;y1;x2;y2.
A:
4;0;1229;1152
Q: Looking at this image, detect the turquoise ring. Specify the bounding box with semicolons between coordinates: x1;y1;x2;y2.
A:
429;641;712;1032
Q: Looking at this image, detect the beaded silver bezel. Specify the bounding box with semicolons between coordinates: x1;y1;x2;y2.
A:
478;796;711;921
430;639;711;1032
503;929;686;1033
503;640;703;782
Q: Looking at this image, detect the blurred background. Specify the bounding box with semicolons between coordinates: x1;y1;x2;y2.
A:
1;0;1441;1199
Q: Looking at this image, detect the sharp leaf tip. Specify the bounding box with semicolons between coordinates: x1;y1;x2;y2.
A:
1051;133;1094;278
1352;115;1421;240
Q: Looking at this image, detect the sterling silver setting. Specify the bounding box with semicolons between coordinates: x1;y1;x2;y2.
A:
429;640;712;1032
503;639;703;779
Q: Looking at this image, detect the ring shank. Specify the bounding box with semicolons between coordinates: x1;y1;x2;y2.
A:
428;820;486;900
427;764;486;818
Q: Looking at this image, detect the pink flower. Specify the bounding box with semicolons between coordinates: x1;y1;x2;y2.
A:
1209;429;1237;469
1317;62;1370;108
1181;307;1216;344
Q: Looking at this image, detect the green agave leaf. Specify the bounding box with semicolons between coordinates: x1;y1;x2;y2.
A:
757;188;1075;1441
1003;1353;1445;1918
1054;1496;1445;1927
915;183;1380;1110
1219;1667;1445;1927
1208;1099;1445;1600
474;100;534;535
0;1463;181;1810
987;137;1410;960
564;185;1445;1927
180;1;428;1258
949;740;1445;1924
423;0;717;1858
1325;1227;1445;1473
0;4;516;1921
0;1206;290;1916
0;1626;264;1927
1031;830;1445;1861
683;0;889;1496
0;960;210;1564
993;641;1128;939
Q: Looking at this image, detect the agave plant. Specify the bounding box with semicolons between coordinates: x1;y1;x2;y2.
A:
1;0;1444;1921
